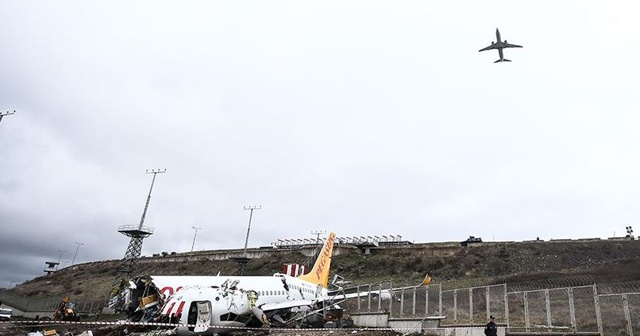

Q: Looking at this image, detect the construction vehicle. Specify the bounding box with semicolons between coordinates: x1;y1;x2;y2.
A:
53;296;80;321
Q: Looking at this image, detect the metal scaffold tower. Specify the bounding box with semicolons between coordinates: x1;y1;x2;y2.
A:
114;169;165;284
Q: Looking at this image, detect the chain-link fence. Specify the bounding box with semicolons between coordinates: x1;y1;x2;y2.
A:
6;279;640;335
0;291;106;315
341;281;640;335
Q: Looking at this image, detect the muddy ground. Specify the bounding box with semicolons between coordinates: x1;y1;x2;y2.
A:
1;322;410;336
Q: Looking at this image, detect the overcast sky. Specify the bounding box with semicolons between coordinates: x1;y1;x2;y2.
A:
1;0;639;288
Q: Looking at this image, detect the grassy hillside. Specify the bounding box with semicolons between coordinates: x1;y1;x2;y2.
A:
7;239;640;302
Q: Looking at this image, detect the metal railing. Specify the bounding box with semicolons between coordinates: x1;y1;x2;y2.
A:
341;281;640;335
0;291;107;316
6;279;640;335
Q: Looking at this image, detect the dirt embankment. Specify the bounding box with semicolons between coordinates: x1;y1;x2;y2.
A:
8;239;640;302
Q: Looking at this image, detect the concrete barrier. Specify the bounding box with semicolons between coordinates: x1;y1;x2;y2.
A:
350;312;389;328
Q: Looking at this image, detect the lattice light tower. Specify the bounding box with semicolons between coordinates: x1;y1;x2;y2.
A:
115;169;165;283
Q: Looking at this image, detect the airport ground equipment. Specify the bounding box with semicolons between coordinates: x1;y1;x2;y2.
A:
53;296;80;321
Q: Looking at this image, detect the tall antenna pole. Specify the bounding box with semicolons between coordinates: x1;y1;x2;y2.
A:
243;205;262;257
71;242;84;266
138;169;166;229
191;226;202;252
0;110;16;126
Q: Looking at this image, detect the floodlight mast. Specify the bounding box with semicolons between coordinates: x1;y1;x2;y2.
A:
138;169;166;230
243;205;262;257
191;226;202;253
113;169;165;291
72;242;84;266
0;110;16;126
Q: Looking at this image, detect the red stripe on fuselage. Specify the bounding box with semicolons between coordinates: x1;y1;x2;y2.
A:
165;302;176;315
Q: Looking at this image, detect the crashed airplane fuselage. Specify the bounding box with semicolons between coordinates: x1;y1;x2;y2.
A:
110;232;338;335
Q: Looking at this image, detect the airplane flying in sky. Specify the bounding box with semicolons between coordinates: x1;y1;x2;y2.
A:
479;28;523;63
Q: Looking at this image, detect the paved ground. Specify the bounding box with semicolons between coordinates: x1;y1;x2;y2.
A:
1;322;409;336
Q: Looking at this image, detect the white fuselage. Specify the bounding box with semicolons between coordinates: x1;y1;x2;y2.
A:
155;273;329;335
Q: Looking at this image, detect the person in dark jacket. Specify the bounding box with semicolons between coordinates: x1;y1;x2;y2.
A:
484;315;497;336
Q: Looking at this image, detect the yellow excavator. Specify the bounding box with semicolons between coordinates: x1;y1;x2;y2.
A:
53;296;80;321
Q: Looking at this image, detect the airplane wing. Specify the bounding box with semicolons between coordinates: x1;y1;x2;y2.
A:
260;299;318;311
479;44;497;52
327;274;432;300
504;43;523;48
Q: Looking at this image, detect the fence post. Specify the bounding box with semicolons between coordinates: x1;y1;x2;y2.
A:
400;287;405;317
469;288;474;324
454;288;458;323
412;286;417;317
593;284;603;336
378;283;382;312
524;291;530;333
389;281;394;317
425;286;429;317
568;287;577;333
486;286;490;320
357;284;361;312
503;284;509;329
439;283;443;316
623;293;633;336
544;289;552;333
367;284;372;312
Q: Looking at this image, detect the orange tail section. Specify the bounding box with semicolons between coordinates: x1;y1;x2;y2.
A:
297;232;336;288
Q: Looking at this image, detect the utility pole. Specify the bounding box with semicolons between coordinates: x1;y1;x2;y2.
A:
0;110;15;126
56;250;66;270
243;205;262;257
191;226;202;252
302;230;327;269
72;242;84;266
312;230;327;245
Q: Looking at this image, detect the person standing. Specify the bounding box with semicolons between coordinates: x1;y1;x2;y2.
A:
485;315;498;336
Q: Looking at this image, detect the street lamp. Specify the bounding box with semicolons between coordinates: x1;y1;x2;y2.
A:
8;280;15;288
191;227;202;253
72;242;84;266
56;250;66;270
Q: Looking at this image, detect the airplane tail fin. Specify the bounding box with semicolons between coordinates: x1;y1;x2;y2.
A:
297;232;336;288
494;59;511;63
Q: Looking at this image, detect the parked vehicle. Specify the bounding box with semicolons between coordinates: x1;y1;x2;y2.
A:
0;307;12;320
